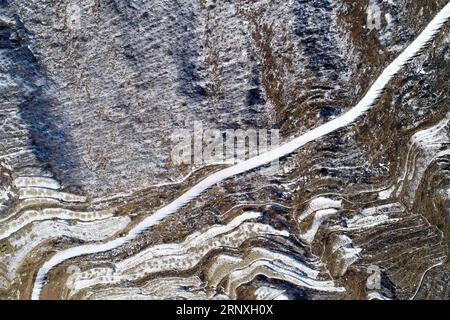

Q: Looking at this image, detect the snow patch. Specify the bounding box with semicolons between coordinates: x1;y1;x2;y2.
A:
255;286;288;300
331;235;362;276
378;185;395;200
14;177;60;190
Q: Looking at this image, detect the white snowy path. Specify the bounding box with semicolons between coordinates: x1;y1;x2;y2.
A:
31;2;450;299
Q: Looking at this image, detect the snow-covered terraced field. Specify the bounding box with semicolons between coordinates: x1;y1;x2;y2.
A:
0;0;449;300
